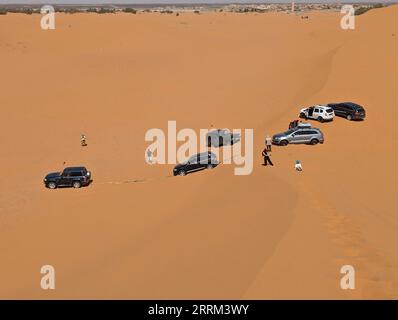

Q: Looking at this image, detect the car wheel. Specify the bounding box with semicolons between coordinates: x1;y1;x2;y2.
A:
318;116;324;123
310;139;319;145
280;140;289;146
299;112;305;119
72;181;82;188
178;170;186;176
47;182;57;189
206;164;214;169
347;114;352;121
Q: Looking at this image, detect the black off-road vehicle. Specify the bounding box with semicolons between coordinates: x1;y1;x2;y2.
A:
43;166;92;189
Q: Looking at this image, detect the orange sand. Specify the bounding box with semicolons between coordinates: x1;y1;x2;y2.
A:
0;7;397;299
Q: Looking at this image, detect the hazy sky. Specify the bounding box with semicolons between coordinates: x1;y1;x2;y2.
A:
1;0;392;4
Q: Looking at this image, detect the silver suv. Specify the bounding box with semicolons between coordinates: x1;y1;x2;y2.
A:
272;125;324;146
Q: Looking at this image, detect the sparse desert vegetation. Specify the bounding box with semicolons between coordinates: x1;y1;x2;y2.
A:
0;3;392;16
123;8;137;14
355;3;384;16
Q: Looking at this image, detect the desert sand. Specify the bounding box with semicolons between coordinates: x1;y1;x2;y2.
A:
0;6;397;299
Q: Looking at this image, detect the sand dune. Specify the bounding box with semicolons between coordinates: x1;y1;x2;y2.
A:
0;6;398;299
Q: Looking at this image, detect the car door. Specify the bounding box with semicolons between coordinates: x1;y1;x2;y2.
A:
313;108;320;119
308;130;321;142
290;130;303;143
198;154;210;170
332;104;342;116
308;107;314;118
70;171;83;185
188;156;202;172
58;171;71;186
294;130;311;143
300;130;313;143
340;105;350;117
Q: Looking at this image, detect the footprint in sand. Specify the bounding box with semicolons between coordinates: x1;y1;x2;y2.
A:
308;191;398;298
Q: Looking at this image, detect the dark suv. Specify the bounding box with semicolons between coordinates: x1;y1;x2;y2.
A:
173;152;218;176
328;102;366;120
44;166;92;189
206;129;240;147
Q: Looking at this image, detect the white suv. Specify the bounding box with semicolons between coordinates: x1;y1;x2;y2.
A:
299;105;335;122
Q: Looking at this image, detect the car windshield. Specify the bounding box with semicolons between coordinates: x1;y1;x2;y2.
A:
326;108;333;113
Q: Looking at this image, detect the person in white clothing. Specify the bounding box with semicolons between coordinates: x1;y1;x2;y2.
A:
295;160;302;172
266;135;272;152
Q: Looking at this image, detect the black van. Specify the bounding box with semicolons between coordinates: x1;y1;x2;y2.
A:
328;102;366;121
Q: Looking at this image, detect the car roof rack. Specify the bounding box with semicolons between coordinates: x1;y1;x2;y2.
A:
297;122;312;128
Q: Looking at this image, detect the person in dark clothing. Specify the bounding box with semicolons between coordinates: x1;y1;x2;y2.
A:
262;148;274;166
289;119;301;130
146;148;153;164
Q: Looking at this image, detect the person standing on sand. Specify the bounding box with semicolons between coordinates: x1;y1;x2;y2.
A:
80;134;87;147
289;119;300;130
266;135;272;152
146;148;153;164
262;148;273;166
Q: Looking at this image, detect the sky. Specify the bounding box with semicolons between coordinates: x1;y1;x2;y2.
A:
0;0;392;4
